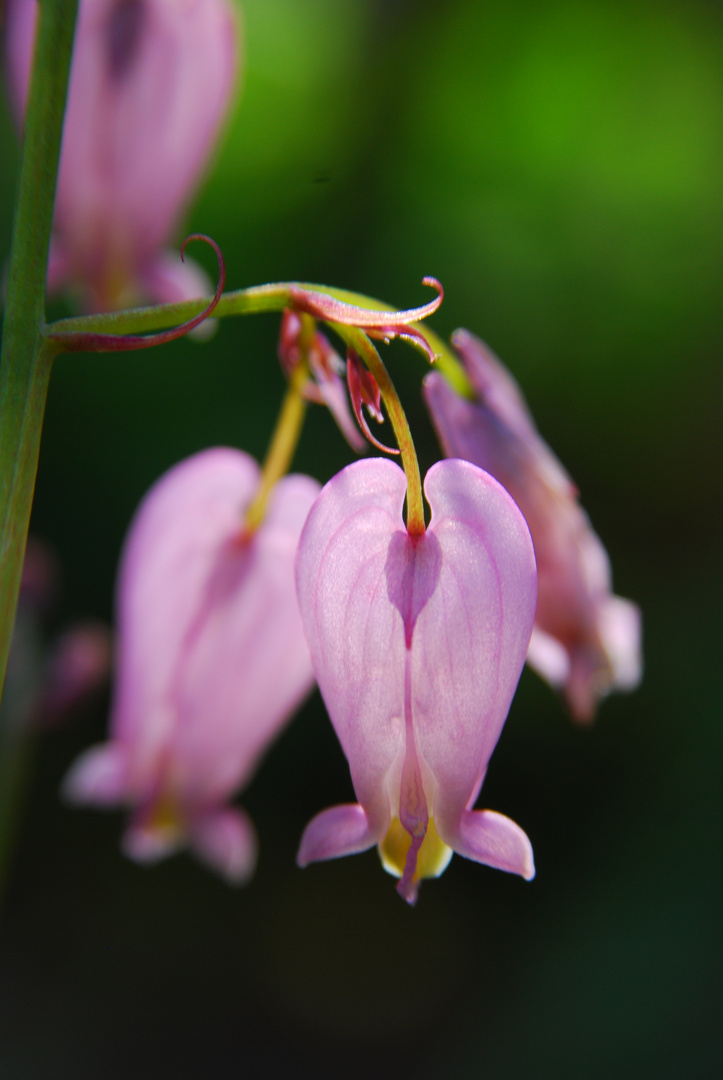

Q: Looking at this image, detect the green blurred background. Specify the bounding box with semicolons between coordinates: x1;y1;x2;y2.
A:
1;0;722;1075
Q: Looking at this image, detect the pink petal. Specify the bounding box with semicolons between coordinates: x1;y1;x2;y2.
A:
526;626;570;688
123;812;184;865
453;809;535;880
112;449;319;803
5;0;239;309
424;329;642;722
413;460;538;839
295;459;409;837
62;743;129;805
188;806;258;885
110;449;257;791
598;595;643;691
63;448;320;881
297;804;376;866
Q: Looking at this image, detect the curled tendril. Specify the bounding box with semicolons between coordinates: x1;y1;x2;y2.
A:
45;234;225;353
288;277;443;334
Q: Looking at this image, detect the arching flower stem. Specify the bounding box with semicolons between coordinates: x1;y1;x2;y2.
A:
336;327;426;536
46;282;474;399
47;283;433;534
243;323;311;534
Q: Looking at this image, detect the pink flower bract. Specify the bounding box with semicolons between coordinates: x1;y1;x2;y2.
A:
295;457;537;903
63;449;320;883
424;329;642;722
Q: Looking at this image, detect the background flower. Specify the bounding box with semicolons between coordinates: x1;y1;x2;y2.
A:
424;328;642;721
63;448;320;883
4;0;239;310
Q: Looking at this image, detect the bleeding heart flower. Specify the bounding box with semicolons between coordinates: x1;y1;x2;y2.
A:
295;457;537;903
4;0;238;311
423;329;642;722
63;449;320;884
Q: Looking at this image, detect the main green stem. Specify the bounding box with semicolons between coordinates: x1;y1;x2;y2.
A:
0;0;78;697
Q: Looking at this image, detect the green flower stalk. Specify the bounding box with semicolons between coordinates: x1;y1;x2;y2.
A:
0;0;80;700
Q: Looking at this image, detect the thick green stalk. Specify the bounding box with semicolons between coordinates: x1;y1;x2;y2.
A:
0;0;79;697
243;349;309;534
340;327;426;535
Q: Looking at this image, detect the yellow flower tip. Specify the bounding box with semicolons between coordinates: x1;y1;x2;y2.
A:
378;817;453;883
145;791;186;845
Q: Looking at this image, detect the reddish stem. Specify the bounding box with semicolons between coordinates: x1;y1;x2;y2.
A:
45;235;225;353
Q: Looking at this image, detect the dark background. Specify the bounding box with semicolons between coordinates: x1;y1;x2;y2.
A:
1;0;722;1076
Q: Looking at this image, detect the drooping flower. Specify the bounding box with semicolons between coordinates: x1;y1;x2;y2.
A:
423;330;642;722
295;457;537;903
63;449;320;883
4;0;238;311
277;309;366;453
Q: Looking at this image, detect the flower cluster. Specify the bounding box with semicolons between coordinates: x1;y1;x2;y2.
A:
4;0;642;905
58;295;640;902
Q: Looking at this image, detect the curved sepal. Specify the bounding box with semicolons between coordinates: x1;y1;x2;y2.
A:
297;804;378;867
449;809;535;880
61;743;129;806
189;806;258;885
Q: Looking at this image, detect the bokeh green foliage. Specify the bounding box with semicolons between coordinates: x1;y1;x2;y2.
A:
0;1;721;1077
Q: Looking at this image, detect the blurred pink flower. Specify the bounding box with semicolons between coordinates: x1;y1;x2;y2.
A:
35;623;113;728
295;457;537;903
4;0;238;311
63;449;320;884
2;538;112;732
424;330;642;722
